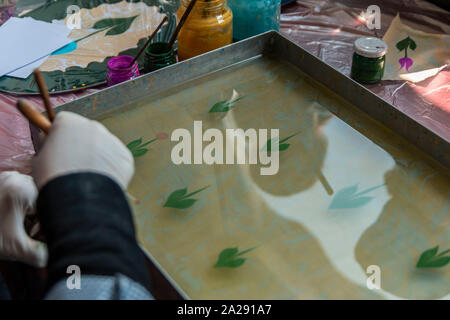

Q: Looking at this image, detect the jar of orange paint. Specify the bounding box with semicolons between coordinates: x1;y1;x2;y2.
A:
177;0;233;61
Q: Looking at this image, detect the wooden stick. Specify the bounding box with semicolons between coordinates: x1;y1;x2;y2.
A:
318;172;334;195
33;69;55;122
129;16;168;67
168;0;198;48
17;99;51;134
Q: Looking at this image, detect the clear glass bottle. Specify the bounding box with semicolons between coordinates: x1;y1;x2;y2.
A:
228;0;281;41
177;0;233;61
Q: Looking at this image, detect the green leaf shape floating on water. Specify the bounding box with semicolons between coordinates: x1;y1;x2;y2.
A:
209;97;245;113
164;186;210;209
329;184;385;210
416;246;450;269
127;137;156;158
263;131;301;152
209;90;245;113
214;247;257;268
93;16;139;36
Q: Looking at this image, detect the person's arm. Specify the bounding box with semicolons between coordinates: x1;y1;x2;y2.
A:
32;112;152;299
37;173;152;299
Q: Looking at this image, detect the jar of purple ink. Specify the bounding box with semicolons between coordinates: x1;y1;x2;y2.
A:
106;55;140;86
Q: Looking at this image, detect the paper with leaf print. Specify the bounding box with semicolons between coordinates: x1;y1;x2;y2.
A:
38;1;166;72
396;36;416;72
382;15;450;82
0;0;177;93
92;16;138;36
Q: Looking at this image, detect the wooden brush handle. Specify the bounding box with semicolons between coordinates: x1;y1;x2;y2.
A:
168;0;198;48
318;172;334;195
17;99;52;134
33;69;55;122
130;16;168;67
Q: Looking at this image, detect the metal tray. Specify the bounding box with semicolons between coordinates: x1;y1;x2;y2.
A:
30;31;450;299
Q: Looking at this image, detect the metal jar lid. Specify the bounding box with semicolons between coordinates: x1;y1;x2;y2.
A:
353;37;388;58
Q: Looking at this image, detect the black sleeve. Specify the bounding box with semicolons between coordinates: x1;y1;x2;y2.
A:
36;172;151;293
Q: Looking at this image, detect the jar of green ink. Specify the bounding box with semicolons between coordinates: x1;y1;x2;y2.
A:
351;37;388;84
143;42;177;73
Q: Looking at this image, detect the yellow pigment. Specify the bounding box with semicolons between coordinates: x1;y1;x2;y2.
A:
177;0;233;61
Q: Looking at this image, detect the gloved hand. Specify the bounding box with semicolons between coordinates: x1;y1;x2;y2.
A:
32;111;134;190
0;171;47;267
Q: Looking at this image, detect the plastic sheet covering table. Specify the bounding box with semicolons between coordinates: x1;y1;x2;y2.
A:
280;0;449;141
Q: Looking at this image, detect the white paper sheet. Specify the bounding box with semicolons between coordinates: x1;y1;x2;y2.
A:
6;55;49;79
0;17;72;78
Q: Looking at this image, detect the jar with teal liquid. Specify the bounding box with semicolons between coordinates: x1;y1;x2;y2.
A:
228;0;281;41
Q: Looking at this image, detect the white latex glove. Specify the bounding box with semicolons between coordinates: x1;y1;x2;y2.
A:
0;171;48;267
32;111;134;190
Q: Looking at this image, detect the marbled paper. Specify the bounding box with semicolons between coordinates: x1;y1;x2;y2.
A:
383;15;450;82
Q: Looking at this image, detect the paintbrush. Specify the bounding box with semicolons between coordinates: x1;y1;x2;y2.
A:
17;99;51;134
168;0;198;48
129;16;168;67
318;172;334;195
17;99;141;205
33;69;55;122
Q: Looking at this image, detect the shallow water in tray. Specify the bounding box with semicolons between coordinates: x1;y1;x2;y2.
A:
100;57;450;299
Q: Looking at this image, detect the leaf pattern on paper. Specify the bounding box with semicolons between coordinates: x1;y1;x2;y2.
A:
396;36;417;72
164;186;209;209
416;246;450;268
329;184;385;210
73;16;140;46
93;16;139;36
214;247;257;268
